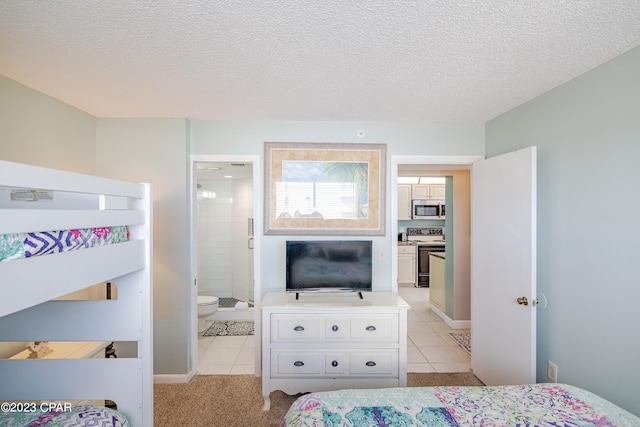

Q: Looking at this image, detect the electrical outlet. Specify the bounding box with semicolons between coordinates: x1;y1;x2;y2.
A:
547;361;558;383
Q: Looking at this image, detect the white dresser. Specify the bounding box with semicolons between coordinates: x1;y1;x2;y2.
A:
261;292;409;410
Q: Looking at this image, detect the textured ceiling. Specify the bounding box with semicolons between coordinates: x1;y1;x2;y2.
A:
1;1;639;122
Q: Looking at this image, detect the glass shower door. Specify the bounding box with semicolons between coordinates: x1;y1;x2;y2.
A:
248;218;254;304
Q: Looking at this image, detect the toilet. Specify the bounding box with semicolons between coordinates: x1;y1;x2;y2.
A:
197;296;219;333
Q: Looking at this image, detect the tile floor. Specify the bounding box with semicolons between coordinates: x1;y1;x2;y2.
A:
197;333;256;375
400;286;471;373
197;286;470;375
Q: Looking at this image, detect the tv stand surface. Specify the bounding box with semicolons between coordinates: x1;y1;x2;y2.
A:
260;291;410;410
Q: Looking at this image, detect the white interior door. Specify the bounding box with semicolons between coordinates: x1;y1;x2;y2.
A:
471;146;537;385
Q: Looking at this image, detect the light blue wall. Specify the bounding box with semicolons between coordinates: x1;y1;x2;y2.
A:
96;118;191;376
190;120;484;296
0;75;96;174
444;176;454;317
486;45;640;416
0;75;96;360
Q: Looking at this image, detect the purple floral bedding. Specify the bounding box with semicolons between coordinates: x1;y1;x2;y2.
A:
0;404;129;426
0;226;129;262
282;383;640;427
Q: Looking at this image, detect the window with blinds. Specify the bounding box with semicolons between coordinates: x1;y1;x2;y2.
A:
274;181;365;219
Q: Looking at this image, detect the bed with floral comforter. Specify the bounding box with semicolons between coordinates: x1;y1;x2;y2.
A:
0;404;129;426
281;383;640;427
0;226;129;262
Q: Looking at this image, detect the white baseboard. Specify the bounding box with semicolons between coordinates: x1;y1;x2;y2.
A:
154;371;195;384
431;306;471;330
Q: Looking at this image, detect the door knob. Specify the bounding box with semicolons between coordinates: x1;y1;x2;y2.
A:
517;296;528;306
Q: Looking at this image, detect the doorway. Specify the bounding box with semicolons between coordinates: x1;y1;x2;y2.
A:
196;161;254;308
391;156;477;305
392;156;479;373
392;151;537;384
190;155;261;376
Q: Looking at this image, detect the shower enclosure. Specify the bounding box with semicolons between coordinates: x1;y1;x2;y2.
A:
196;163;254;308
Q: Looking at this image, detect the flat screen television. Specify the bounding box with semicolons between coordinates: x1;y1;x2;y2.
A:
286;240;372;298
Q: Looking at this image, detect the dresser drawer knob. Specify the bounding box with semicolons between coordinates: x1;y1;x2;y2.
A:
331;325;339;332
331;360;338;367
293;361;304;367
365;325;377;331
365;361;376;367
293;326;305;331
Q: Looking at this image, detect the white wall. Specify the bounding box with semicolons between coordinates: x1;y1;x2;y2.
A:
486;45;640;416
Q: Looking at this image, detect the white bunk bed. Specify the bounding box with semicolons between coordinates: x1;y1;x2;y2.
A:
0;160;153;426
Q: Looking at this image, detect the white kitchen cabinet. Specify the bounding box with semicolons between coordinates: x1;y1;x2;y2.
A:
412;184;445;200
429;253;446;311
261;292;409;410
430;184;446;199
399;184;445;220
397;244;416;285
397;184;412;220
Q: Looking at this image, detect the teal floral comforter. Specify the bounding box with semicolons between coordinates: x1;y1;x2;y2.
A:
282;384;640;427
0;226;129;262
0;404;129;426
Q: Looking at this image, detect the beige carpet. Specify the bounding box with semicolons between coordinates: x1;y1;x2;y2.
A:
154;372;484;427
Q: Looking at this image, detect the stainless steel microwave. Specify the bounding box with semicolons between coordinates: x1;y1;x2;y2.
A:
412;200;444;219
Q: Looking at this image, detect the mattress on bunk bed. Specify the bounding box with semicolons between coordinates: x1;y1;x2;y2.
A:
0;404;129;426
281;383;640;427
0;226;129;262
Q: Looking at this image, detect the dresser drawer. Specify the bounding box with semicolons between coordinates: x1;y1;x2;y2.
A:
350;315;398;341
350;350;398;376
271;315;324;341
272;351;324;376
272;349;398;378
272;314;398;342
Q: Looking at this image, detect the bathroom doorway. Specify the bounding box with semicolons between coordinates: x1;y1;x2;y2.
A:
190;155;261;376
196;161;254;308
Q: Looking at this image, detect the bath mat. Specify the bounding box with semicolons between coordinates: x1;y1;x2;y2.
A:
218;297;255;308
449;332;471;354
203;320;254;336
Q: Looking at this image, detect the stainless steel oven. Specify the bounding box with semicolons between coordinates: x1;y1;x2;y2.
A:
416;244;445;287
